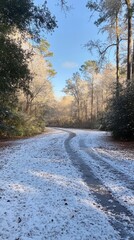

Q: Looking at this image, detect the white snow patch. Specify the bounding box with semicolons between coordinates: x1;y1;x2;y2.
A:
0;131;119;240
70;129;134;215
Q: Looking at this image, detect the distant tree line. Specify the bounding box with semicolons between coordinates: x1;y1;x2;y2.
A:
48;63;117;129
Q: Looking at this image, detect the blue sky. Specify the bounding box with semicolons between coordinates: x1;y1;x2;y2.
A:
34;0;106;97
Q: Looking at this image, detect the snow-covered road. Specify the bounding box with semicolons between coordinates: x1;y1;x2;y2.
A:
0;128;134;240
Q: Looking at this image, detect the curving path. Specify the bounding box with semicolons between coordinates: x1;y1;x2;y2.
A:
63;128;134;240
0;128;134;240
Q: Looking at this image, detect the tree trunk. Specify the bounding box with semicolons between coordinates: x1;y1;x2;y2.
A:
115;13;120;98
25;95;30;113
126;0;133;84
90;78;94;124
84;100;88;121
96;95;99;120
77;99;80;123
132;39;134;82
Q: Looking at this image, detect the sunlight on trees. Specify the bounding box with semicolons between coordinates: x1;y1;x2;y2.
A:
0;0;57;137
0;0;133;139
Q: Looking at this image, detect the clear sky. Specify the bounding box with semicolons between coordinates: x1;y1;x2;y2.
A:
34;0;105;98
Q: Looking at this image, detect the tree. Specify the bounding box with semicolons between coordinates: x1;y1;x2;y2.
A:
0;35;31;97
124;0;133;83
106;83;134;139
0;0;57;37
63;72;89;124
63;73;81;122
80;60;99;124
20;40;56;114
0;0;57;95
36;39;54;58
86;0;134;139
87;0;134;85
0;0;57;137
86;0;122;97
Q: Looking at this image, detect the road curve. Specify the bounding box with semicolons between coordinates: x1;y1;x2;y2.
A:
0;128;134;240
63;129;134;240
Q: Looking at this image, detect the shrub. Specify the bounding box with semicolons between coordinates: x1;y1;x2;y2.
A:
106;84;134;140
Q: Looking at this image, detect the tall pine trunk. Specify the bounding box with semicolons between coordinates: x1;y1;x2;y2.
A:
132;39;134;81
125;0;133;84
115;13;120;98
90;78;94;125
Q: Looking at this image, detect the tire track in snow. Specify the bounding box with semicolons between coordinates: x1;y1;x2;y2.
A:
64;130;134;240
79;139;134;192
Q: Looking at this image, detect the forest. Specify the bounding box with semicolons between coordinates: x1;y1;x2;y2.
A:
0;0;134;140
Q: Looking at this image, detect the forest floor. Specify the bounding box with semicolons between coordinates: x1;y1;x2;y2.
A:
0;128;134;240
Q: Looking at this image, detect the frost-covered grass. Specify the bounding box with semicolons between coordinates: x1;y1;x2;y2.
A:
0;129;119;240
70;129;134;215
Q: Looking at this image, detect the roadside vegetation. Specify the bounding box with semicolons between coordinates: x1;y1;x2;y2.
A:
0;0;57;137
0;0;134;140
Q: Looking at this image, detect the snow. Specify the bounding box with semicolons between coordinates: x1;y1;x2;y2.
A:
70;129;134;215
0;128;133;239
